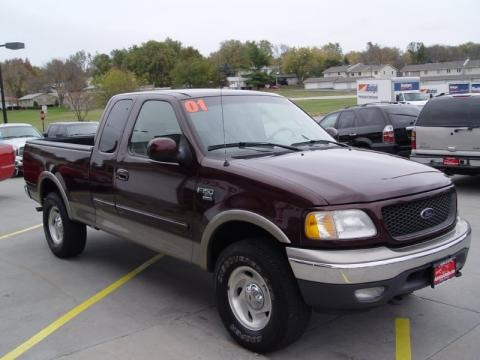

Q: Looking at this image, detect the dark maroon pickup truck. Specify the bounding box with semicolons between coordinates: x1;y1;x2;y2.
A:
23;90;471;352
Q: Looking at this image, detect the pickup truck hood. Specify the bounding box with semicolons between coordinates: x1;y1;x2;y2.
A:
234;148;451;205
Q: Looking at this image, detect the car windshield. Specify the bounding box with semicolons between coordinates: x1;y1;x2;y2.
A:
404;92;429;101
0;126;41;139
65;123;98;136
183;95;332;157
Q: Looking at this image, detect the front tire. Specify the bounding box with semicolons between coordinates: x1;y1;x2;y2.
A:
214;239;311;353
43;192;86;258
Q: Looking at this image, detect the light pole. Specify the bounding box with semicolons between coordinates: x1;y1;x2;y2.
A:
0;42;25;123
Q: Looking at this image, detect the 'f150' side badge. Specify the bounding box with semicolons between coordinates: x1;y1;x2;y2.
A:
197;186;215;201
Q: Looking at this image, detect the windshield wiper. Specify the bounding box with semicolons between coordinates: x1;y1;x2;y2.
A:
208;142;301;152
291;139;350;148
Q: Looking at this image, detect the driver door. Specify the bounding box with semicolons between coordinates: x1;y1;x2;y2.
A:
114;98;196;261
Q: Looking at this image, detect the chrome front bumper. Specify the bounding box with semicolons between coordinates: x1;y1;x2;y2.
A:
287;218;471;285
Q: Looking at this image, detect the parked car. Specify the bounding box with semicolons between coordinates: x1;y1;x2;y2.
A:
0;143;15;181
0;123;42;175
44;121;99;138
410;93;480;175
23;90;470;353
319;103;420;157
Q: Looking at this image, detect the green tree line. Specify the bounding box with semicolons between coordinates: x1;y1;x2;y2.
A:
2;39;479;104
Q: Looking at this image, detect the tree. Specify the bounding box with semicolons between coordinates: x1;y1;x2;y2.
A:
91;53;112;78
96;68;138;104
122;40;181;86
209;40;250;75
281;47;315;83
1;58;35;98
406;42;427;65
245;71;275;89
246;41;273;71
171;58;219;88
44;59;67;105
65;91;96;121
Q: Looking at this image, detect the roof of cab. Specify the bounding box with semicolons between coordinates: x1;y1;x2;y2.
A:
113;88;282;100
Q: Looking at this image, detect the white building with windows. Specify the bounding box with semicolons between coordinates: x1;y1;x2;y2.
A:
306;63;397;90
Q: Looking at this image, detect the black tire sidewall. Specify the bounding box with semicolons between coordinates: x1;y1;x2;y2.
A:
42;192;86;258
215;243;294;352
43;193;67;252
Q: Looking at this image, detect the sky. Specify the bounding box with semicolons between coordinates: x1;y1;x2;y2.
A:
1;0;479;66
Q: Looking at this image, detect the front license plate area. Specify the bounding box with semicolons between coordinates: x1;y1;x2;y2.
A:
432;258;456;287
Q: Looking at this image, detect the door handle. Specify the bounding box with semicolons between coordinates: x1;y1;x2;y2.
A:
349;133;357;136
116;169;129;181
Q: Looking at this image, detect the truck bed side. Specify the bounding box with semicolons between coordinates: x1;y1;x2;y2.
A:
23;136;96;226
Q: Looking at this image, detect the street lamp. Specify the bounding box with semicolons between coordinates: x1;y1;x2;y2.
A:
0;42;25;123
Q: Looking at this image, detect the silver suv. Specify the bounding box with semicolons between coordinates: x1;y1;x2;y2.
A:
410;93;480;175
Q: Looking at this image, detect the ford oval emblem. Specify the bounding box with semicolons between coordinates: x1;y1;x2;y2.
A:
420;207;435;220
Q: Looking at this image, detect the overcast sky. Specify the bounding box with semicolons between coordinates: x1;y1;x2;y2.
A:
1;0;478;66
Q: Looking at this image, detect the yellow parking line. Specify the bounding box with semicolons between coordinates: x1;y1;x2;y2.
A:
395;317;412;360
0;253;164;360
0;224;43;241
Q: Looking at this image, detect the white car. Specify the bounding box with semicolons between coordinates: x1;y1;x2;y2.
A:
0;123;42;175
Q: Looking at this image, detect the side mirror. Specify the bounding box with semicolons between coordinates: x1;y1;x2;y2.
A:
325;127;338;138
147;137;178;162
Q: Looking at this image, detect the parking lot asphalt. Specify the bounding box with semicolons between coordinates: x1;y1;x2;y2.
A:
0;175;479;360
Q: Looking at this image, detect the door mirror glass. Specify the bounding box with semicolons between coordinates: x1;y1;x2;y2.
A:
147;137;178;162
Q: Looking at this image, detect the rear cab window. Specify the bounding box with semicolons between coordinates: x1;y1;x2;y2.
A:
98;99;133;153
416;96;480;127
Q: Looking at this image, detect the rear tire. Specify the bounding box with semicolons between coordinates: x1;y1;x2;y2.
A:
43;192;86;258
214;239;311;353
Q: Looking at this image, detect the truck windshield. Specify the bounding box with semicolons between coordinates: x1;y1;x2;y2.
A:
0;126;41;139
403;93;429;101
183;95;332;156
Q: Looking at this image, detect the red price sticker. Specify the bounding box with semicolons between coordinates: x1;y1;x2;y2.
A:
184;99;208;113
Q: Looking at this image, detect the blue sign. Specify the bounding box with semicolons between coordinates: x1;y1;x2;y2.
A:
449;83;470;94
471;83;480;93
394;81;420;91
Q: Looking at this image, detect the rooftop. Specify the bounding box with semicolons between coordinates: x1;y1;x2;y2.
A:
401;59;480;72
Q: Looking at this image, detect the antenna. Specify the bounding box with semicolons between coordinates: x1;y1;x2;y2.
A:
220;84;229;167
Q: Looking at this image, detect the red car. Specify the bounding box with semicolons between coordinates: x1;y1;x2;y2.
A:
0;143;15;181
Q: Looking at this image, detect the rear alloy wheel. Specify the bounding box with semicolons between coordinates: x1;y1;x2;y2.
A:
215;239;311;353
43;192;86;258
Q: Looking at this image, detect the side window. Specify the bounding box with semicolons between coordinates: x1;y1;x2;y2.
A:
337;111;356;129
48;125;58;137
320;113;339;128
99;99;133;153
129;100;182;157
357;108;386;127
56;126;66;137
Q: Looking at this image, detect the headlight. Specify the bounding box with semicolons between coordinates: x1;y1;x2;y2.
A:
305;210;377;240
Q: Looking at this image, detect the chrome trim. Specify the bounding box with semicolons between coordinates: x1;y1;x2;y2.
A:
116;204;189;229
287;218;471;284
93;197;115;207
195;210;291;270
38;171;72;219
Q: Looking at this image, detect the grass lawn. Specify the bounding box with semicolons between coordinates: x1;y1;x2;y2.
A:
262;85;355;98
293;98;356;116
5;107;104;131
